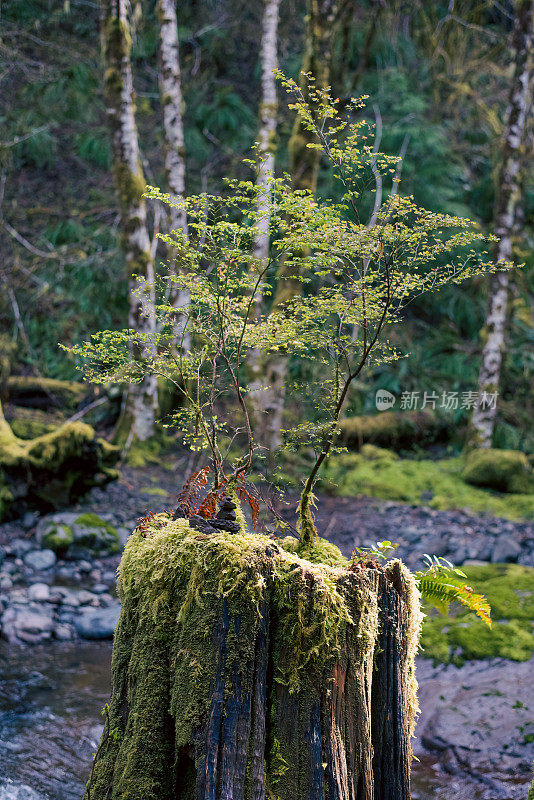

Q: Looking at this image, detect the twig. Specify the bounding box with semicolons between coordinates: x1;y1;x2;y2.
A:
64;395;109;424
3;219;60;259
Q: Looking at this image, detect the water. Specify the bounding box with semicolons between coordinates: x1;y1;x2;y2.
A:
0;641;521;800
0;641;112;800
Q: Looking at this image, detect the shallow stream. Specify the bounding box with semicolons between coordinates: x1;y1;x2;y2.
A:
0;641;517;800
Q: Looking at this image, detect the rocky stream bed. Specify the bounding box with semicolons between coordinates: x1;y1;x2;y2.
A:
0;462;533;799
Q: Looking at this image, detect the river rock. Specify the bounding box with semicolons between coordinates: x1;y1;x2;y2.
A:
8;539;33;558
74;603;121;639
1;604;55;644
27;582;50;602
22;511;37;529
53;623;75;641
492;535;522;563
23;549;56;572
415;655;534;790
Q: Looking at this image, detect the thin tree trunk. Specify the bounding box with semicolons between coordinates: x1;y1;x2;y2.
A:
99;0;158;445
470;0;533;448
156;0;190;348
247;0;281;437
251;0;340;454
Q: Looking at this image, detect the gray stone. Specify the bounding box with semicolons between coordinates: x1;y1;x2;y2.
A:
74;603;121;640
492;536;522;564
91;583;109;595
64;545;94;561
117;527;131;546
98;593;114;607
0;604;54;644
27;582;50;602
77;590;98;605
0;545;5;567
78;560;92;573
8;539;33;558
402;526;422;544
22;511;37;529
53;623;75;641
0;575;13;591
23;549;57;572
60;591;81;608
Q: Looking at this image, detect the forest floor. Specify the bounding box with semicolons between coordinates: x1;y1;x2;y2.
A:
1;456;533;798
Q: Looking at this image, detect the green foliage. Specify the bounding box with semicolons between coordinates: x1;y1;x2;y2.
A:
420;564;534;664
415;555;491;626
463;448;534;494
67;75;507;547
74;129;112;168
323;452;534;520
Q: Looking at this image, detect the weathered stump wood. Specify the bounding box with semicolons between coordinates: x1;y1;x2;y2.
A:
84;517;421;800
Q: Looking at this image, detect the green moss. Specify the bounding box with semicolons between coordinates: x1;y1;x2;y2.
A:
124;433;171;467
323;454;534;520
140;486;169;497
0;410;119;520
10;416;56;439
463;448;534;494
41;523;73;556
338;410;451;452
74;513;120;553
420;564;534;664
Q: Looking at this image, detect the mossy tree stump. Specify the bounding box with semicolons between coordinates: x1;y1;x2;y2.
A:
85;516;421;800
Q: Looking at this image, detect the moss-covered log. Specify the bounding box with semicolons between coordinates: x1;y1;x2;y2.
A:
338;410;452;453
85;517;422;800
0;401;119;520
6;375;89;410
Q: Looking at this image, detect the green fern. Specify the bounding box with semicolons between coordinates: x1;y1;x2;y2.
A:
415;557;491;627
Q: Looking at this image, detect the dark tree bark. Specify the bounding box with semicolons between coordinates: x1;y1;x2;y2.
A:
84;520;421;800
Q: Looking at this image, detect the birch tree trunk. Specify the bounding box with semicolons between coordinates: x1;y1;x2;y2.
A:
247;0;281;437
251;0;340;454
470;0;533;448
156;0;190;349
99;0;158;446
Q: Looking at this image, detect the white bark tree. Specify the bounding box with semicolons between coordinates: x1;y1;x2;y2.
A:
470;0;533;448
247;0;281;439
156;0;189;346
99;0;158;446
253;0;280;264
250;0;341;454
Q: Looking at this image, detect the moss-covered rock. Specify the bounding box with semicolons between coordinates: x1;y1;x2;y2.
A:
463;448;534;494
85;515;422;800
37;511;120;557
70;512;120;557
338;410;451;452
39;522;74;556
420;564;534;665
0;403;120;520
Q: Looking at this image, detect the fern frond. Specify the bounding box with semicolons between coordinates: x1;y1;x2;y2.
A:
176;466;210;516
236;482;260;529
416;573;492;628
